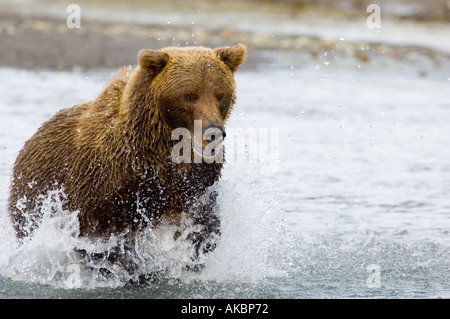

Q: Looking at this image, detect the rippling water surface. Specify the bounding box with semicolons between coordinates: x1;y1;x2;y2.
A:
0;50;449;298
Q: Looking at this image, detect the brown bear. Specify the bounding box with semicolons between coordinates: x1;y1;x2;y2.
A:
8;44;246;271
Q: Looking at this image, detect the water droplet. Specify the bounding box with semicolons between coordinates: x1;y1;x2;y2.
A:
339;37;344;41
324;61;330;66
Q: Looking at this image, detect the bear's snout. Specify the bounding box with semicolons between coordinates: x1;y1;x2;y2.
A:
203;125;226;151
194;125;225;159
204;125;226;139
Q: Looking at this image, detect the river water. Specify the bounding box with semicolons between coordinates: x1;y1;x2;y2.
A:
0;45;449;298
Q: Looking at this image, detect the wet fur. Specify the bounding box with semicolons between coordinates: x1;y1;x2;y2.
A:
8;45;246;273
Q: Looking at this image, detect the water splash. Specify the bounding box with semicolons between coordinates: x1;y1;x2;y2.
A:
0;163;292;290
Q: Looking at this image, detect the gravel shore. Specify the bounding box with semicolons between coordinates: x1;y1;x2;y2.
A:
1;4;449;71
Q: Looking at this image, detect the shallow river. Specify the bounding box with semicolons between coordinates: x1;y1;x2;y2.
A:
0;49;449;298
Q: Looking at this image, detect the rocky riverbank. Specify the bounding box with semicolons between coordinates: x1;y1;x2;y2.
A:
1;1;449;71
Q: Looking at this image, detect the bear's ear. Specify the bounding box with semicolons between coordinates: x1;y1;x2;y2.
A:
213;44;246;72
138;49;169;74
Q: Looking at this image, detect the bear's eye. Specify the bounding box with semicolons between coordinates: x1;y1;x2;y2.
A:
220;103;229;118
183;93;197;102
216;93;225;102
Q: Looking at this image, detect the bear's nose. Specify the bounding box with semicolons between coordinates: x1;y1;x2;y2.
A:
204;125;226;140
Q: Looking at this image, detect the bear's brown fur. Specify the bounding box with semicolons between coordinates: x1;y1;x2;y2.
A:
8;44;246;248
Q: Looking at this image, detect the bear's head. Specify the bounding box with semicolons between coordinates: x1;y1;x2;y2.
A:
132;44;246;161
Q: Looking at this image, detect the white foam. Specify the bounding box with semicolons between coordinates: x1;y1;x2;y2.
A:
0;162;292;289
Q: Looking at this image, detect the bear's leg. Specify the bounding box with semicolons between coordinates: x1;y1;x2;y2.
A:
75;236;142;280
184;190;221;271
